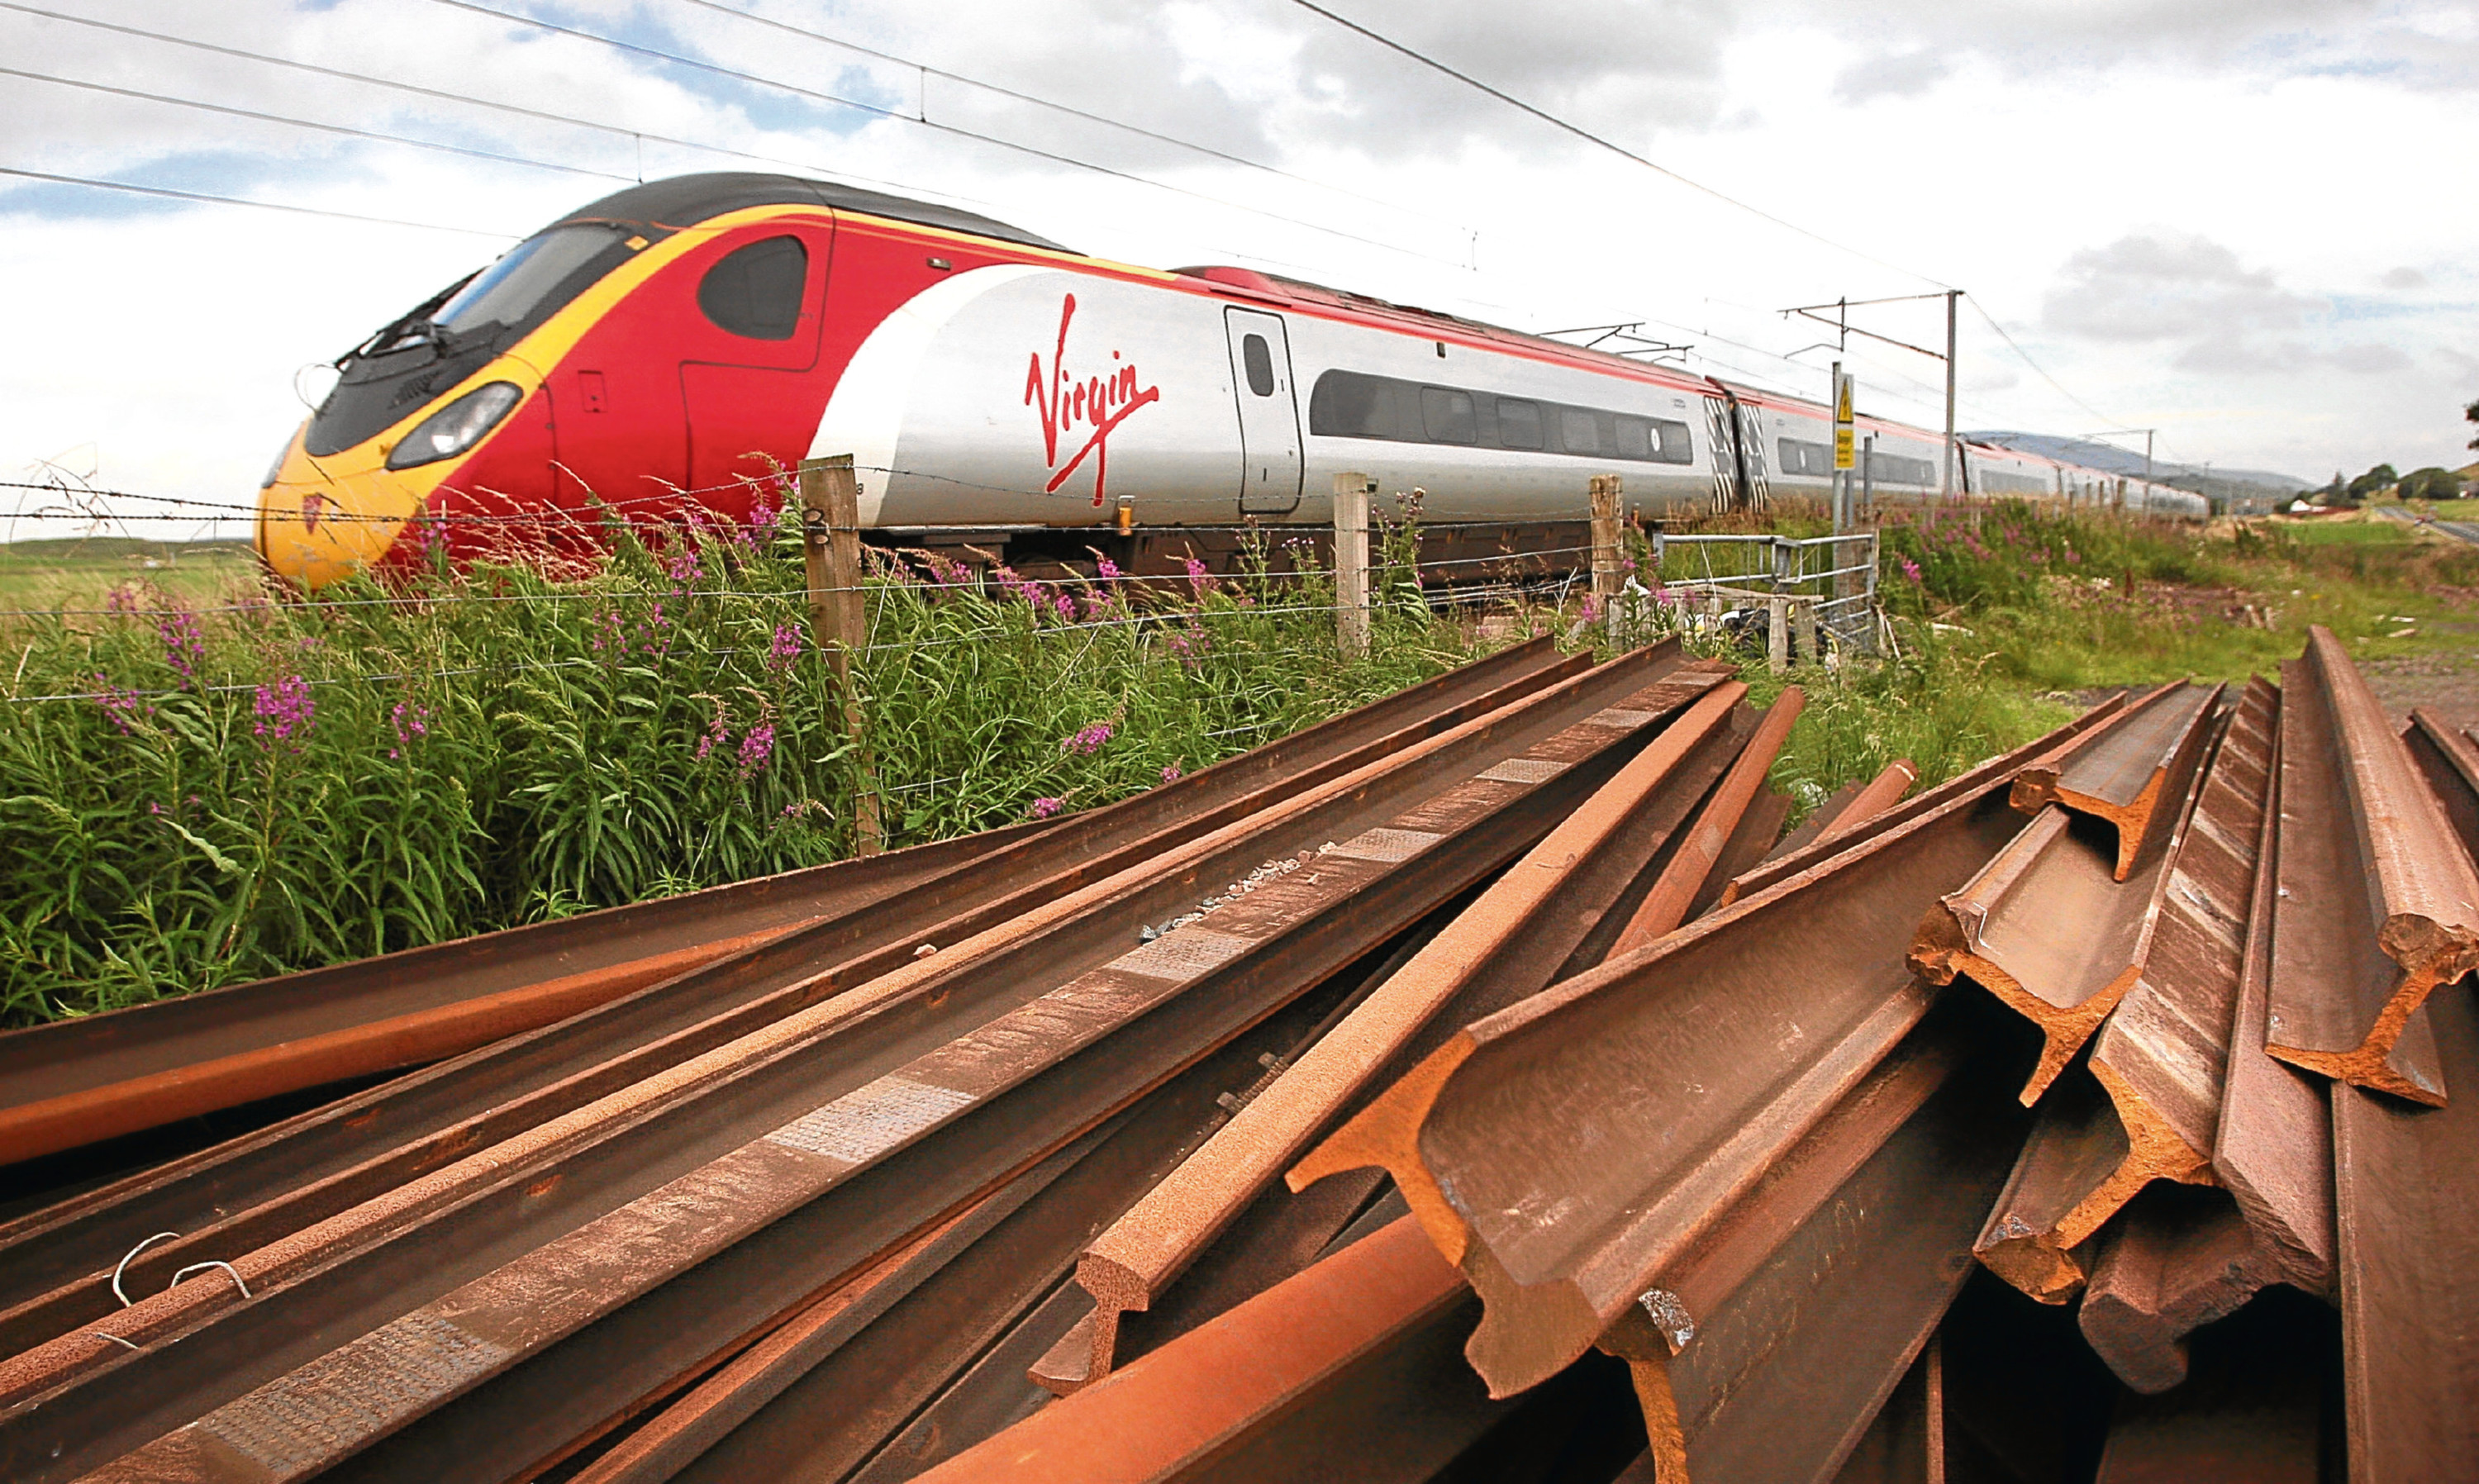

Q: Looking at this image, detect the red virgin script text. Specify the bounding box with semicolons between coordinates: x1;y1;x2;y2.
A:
1024;293;1160;507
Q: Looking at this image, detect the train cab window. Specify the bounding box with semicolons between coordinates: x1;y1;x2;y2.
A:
431;224;626;337
1242;335;1277;396
1495;397;1542;449
1559;409;1601;455
1420;387;1476;444
697;235;808;340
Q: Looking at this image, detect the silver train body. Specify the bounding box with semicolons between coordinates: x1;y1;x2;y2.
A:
802;259;2206;535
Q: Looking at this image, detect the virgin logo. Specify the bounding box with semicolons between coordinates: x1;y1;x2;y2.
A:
1024;293;1160;507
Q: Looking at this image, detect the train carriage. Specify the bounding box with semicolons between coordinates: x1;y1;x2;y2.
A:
256;171;2204;590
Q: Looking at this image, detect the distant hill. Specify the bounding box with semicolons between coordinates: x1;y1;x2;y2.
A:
1961;432;2312;507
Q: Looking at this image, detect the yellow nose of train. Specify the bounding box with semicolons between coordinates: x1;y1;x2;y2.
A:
255;423;432;590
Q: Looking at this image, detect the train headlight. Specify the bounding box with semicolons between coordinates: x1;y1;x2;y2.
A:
385;382;523;470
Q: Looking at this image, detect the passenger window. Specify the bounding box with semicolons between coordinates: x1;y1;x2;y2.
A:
1420;387;1476;444
1495;397;1542;449
1310;371;1383;435
1614;416;1653;459
1560;409;1600;454
1242;335;1277;396
697;235;807;340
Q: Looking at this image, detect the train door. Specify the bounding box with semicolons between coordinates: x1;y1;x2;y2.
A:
1702;396;1738;515
1224;308;1302;513
679;222;832;508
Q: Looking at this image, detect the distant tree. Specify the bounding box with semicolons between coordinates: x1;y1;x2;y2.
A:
2400;467;2462;501
2343;463;2400;503
2467;396;2477;450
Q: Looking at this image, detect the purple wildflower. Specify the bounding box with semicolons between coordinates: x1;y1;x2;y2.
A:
106;586;140;616
92;673;150;735
1899;555;1923;584
1053;592;1077;620
767;622;804;673
388;700;431;759
158;608;203;684
1097;555;1124;582
1182;557;1218;597
1061;721;1113;756
1030;796;1063;820
1161;763;1182;783
251;674;315;744
664;545;703;588
737;723;775;777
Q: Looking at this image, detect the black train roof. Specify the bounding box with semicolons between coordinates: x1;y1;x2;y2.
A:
554;172;1073;254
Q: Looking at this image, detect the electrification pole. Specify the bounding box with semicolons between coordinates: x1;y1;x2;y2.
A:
1943;290;1960;500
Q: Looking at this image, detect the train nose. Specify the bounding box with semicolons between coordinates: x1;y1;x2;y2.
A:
256;439;422;590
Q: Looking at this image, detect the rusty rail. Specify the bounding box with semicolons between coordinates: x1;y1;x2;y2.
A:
1717;692;2129;909
7;652;1712;1482
1058;680;1751;1396
1286;735;2039;1400
1606;686;1803;956
2266;625;2479;1103
2010;681;2221;880
2403;706;2479;862
2331;970;2479;1478
0;640;1594;1363
1912;685;2223;1104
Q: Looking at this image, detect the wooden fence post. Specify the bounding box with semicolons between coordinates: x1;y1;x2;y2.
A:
1590;473;1623;643
801;454;883;854
1334;472;1370;661
1767;595;1791;673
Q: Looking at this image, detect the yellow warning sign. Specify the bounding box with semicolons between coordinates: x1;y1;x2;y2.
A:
1832;371;1855;469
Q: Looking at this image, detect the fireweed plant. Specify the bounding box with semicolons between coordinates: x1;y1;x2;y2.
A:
0;497;1483;1024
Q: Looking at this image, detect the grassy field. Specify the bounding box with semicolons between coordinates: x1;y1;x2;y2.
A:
1705;502;2479;816
0;516;1494;1025
0;538;260;613
2;498;2468;1025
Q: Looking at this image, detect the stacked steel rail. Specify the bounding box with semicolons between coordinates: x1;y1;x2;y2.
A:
2;625;2474;1482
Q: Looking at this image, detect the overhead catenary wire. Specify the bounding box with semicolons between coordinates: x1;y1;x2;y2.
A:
0;165;516;239
0;65;634;186
668;0;1478;244
1283;0;1951;292
0;1;1025;220
415;0;1474;270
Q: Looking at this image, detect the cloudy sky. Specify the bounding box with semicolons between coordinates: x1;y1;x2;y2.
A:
3;0;2474;539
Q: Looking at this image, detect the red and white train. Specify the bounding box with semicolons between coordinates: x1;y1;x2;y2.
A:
257;172;2203;587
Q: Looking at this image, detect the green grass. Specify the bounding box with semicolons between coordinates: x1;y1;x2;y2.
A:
9;496;2467;1026
0;514;1493;1026
1710;500;2479;817
0;540;259;612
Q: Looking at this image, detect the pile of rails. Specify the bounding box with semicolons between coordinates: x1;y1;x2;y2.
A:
0;627;2472;1482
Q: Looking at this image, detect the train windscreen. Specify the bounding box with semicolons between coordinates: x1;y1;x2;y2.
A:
432;225;626;337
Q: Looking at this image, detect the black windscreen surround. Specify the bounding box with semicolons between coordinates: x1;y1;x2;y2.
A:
1309;370;1691;464
698;235;808;339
